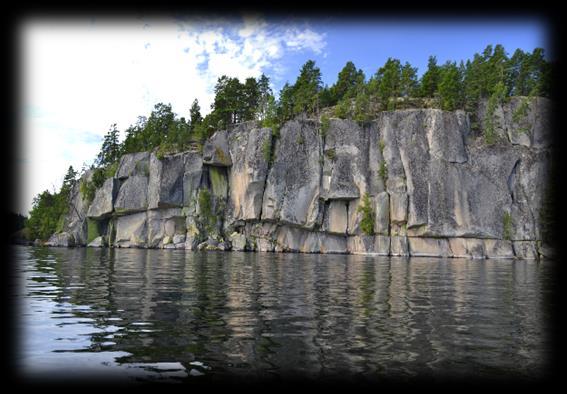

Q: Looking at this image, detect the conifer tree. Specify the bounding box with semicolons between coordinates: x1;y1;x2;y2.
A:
420;56;440;97
438;61;464;111
292;60;322;115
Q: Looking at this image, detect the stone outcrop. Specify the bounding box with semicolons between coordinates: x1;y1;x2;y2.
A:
115;152;150;179
226;124;272;226
148;152;185;209
261;118;322;229
50;98;553;259
87;178;118;219
46;232;75;247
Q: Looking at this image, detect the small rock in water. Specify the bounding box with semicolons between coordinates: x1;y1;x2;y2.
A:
189;369;205;377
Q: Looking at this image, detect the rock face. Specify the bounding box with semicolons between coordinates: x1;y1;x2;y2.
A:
114;175;148;213
115;152;150;179
87;178;118;219
261;118;322;229
203;130;232;166
46;232;75;247
54;99;553;259
226;123;272;225
148;152;185;209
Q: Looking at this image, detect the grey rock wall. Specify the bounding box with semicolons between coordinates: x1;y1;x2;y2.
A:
50;99;552;259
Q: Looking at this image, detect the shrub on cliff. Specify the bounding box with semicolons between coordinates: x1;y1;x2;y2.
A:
357;193;375;236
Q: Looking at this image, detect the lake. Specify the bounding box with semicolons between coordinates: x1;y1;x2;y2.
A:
10;245;552;384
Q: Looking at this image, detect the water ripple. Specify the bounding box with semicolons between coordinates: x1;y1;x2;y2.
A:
12;246;551;382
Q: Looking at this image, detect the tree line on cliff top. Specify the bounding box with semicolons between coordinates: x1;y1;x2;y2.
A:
24;44;551;241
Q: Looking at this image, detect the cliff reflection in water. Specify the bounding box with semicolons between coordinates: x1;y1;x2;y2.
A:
15;246;550;382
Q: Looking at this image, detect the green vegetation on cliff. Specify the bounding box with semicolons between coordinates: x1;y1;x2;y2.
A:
357;193;375;236
27;166;77;240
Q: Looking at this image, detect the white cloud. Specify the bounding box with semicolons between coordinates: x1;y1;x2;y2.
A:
17;15;326;215
284;27;327;54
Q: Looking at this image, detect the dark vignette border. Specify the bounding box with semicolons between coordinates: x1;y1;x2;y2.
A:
2;1;563;391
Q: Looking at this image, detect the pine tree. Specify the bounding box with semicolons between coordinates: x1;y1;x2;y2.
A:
61;166;78;195
371;57;402;110
400;62;418;98
277;82;295;122
331;61;365;104
292;60;322;115
189;99;203;132
143;103;176;148
437;61;464;111
242;77;260;121
419;56;440;97
211;76;243;128
257;74;273;121
96;124;121;167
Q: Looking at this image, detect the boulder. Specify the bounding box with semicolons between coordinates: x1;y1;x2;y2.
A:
203;130;232;166
46;232;75;247
87;178;118;219
256;238;274;252
147;208;185;248
114;175;148;213
172;234;186;244
115;152;150;179
115;212;147;248
87;236;106;248
229;232;247;251
148;152;185;209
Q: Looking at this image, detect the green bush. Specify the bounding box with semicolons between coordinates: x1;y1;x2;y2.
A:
104;161;119;179
80;179;96;204
357;193;375;236
512;97;530;124
92;168;106;188
262;136;272;163
334;98;350;119
320;115;330;138
483;81;506;145
197;189;216;233
325;148;336;160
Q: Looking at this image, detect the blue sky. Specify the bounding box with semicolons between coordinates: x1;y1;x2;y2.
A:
18;15;550;215
267;17;550;91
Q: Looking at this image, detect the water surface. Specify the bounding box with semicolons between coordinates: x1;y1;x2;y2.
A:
11;245;551;383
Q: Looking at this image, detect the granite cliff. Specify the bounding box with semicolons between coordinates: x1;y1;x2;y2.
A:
46;97;553;259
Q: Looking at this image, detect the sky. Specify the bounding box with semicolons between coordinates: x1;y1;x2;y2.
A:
16;14;550;216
